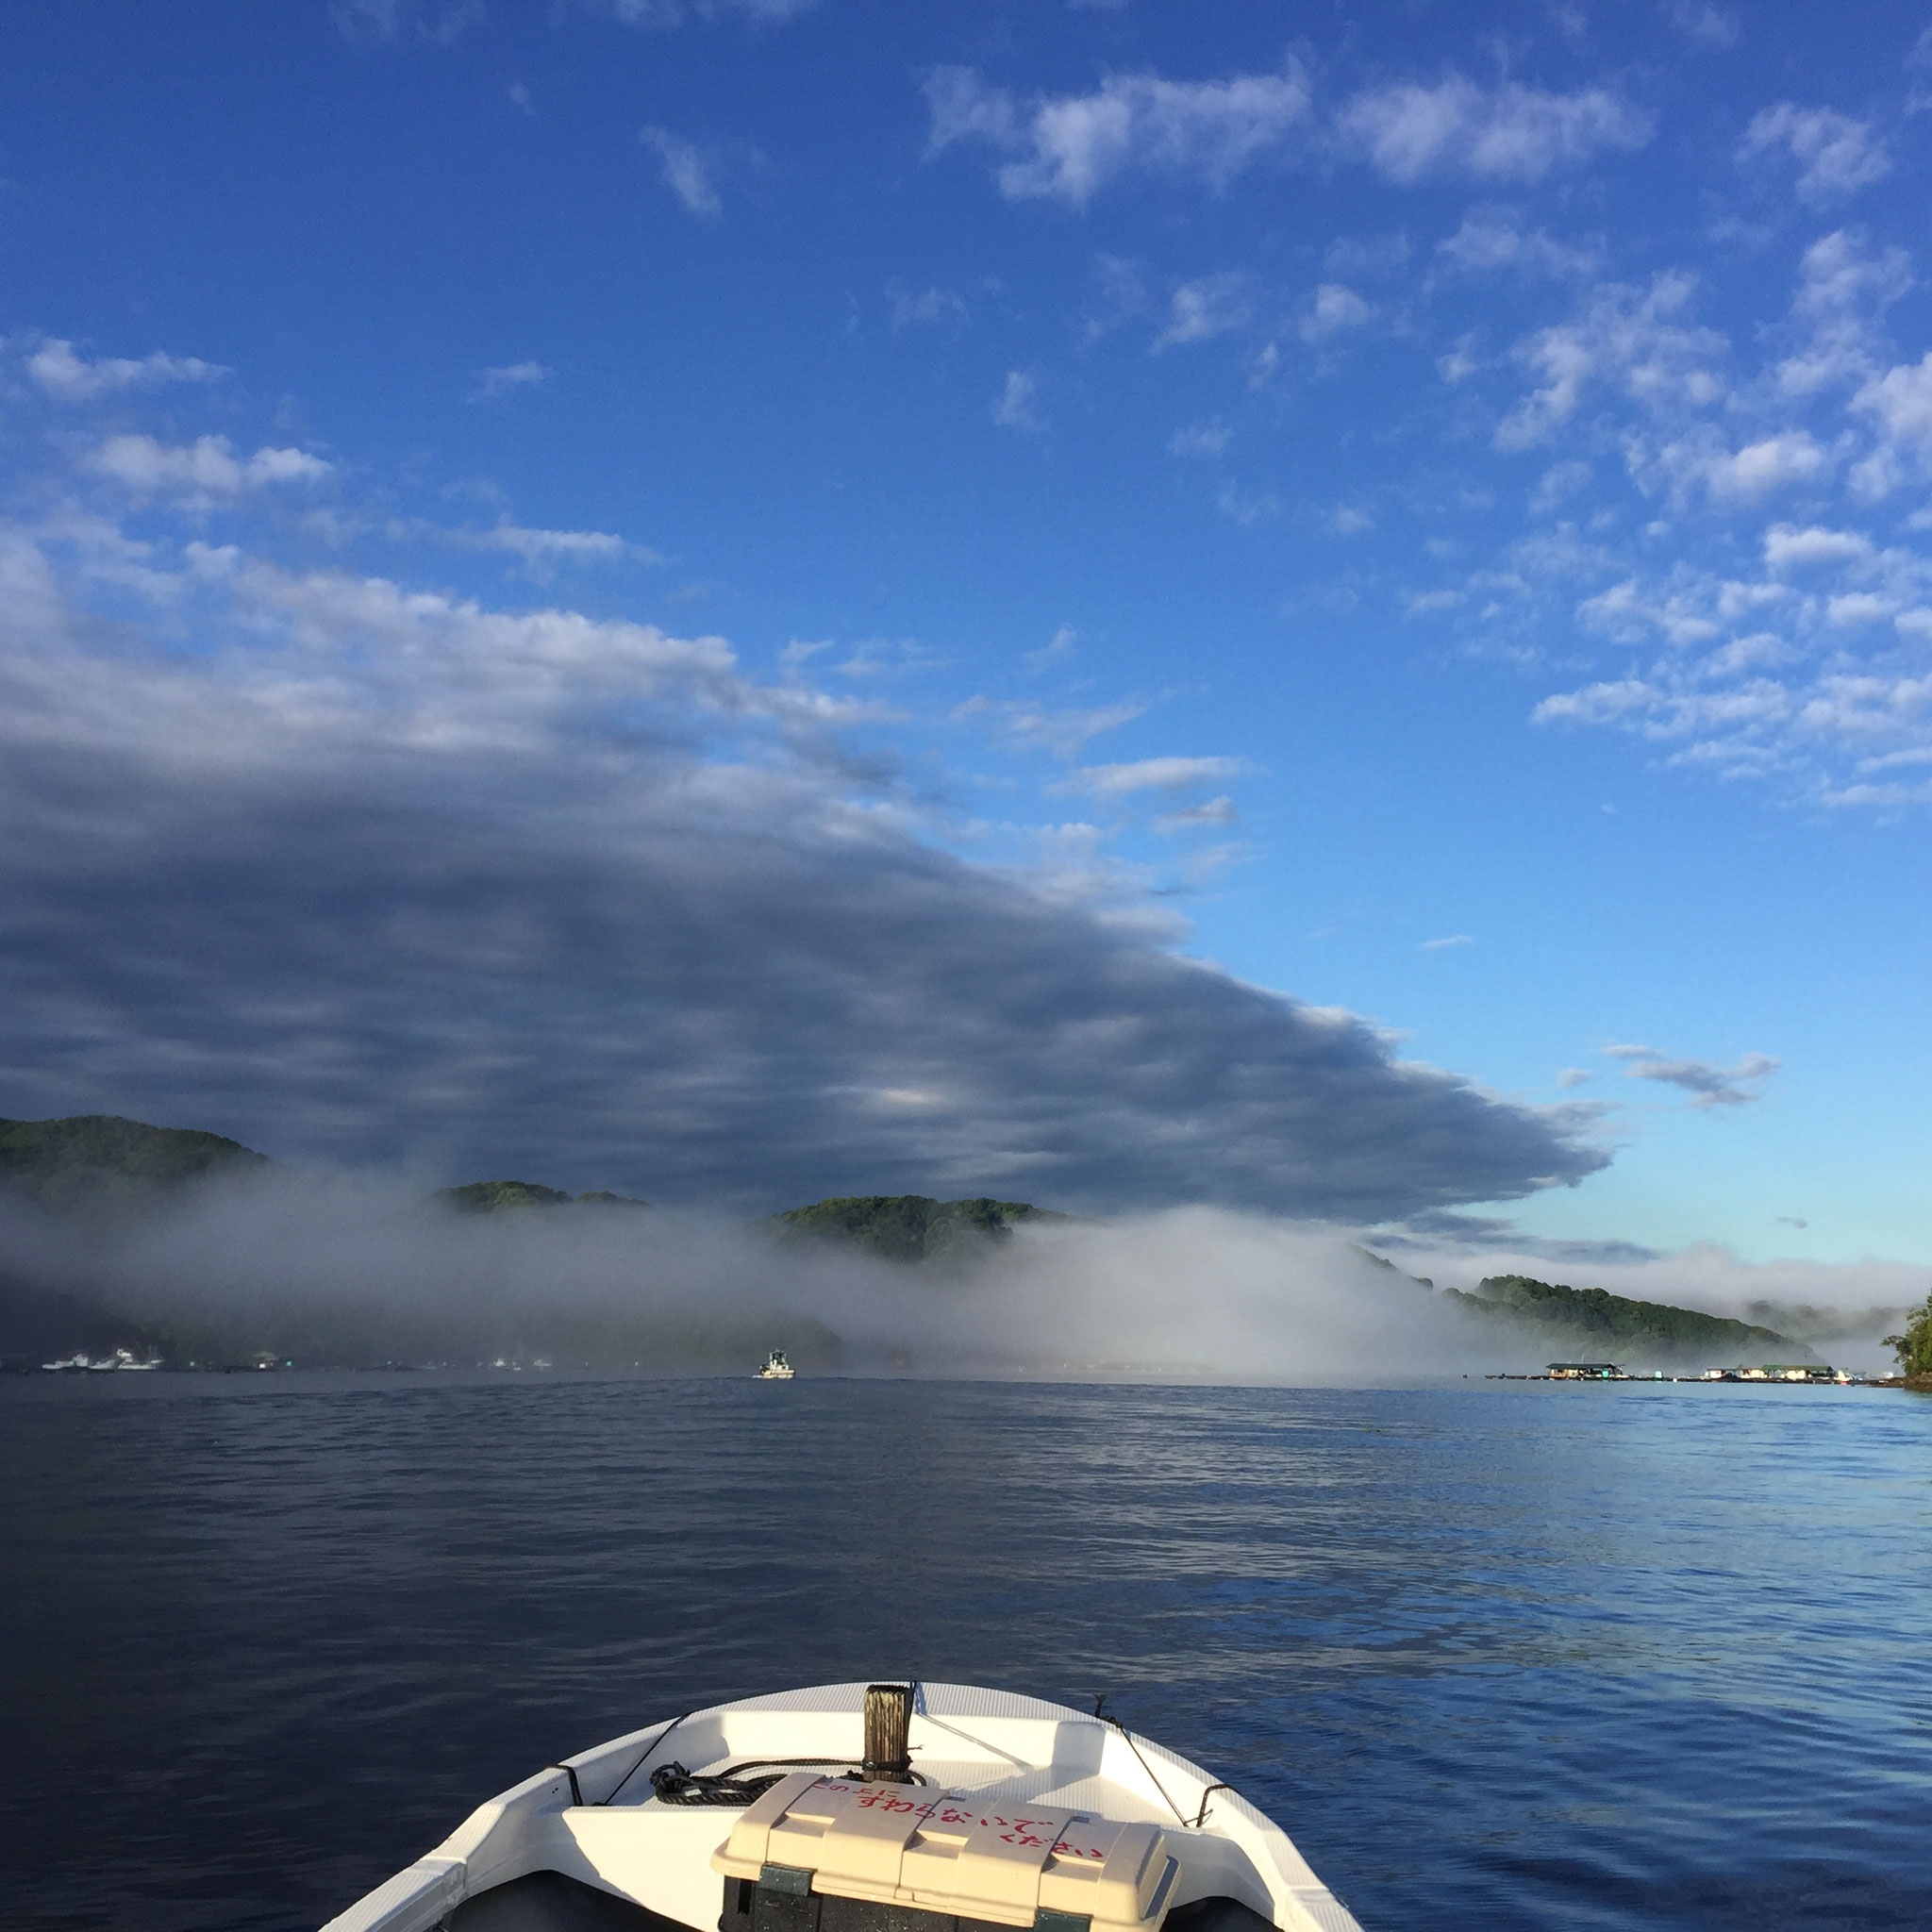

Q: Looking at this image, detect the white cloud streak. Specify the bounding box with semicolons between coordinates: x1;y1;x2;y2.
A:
641;125;724;217
992;369;1041;431
87;436;333;501
925;60;1311;207
1337;75;1651;184
1739;104;1890;205
1070;756;1248;797
471;361;553;402
26;339;227;402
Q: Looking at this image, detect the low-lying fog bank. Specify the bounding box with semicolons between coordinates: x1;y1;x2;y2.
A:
2;1171;1922;1379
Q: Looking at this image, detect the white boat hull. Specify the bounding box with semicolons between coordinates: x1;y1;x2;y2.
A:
321;1682;1362;1932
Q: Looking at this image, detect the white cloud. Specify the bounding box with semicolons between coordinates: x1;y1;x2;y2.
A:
470;360;553;402
1299;282;1374;343
888;284;967;329
1337;75;1651;185
1763;523;1874;571
1071;756;1248;796
1023;625;1078;674
1774;229;1911;396
1152;796;1238;833
27;338;226;402
453;523;656;574
641;125;723;217
1324;232;1410;279
1217;484;1281;528
1434;208;1601;281
1529;459;1592;513
1853;352;1932;468
1555;1067;1594;1088
992;369;1041;432
1437;335;1481;384
593;0;819;23
331;0;484;43
1495;272;1727;449
1825;591;1892;627
1663;1;1740;45
924;60;1311;208
1665;430;1831;504
88;435;333;500
1170;418;1230;457
1153;273;1255;350
955;694;1148;759
1421;933;1473;950
1739;104;1890;205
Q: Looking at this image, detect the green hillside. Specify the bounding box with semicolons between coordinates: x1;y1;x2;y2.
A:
437;1180;651;1212
772;1194;1059;1262
0;1113;270;1216
1449;1273;1809;1365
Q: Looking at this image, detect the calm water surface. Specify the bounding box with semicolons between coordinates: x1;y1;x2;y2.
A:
3;1374;1928;1932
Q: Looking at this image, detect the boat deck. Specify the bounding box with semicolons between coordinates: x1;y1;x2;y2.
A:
321;1682;1362;1932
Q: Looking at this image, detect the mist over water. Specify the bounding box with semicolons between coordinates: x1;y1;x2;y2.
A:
10;1170;1918;1377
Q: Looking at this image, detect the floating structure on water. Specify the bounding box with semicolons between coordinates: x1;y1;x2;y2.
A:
41;1348;161;1373
1490;1360;1862;1385
321;1679;1363;1932
758;1348;795;1380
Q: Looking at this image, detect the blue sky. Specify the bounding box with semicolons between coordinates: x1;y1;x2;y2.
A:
4;1;1931;1274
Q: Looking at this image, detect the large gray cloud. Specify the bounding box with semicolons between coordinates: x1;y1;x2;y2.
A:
0;531;1604;1216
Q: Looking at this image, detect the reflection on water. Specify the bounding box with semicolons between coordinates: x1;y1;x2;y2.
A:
3;1374;1928;1931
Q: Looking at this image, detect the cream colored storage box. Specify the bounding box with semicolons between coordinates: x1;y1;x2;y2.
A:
714;1774;1180;1932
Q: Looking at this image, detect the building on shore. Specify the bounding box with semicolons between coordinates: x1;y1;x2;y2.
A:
1546;1362;1627;1379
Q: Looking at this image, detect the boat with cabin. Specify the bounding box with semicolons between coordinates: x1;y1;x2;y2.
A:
757;1350;795;1380
319;1680;1363;1932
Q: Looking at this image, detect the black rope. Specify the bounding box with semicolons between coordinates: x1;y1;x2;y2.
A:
650;1757;929;1807
602;1713;691;1806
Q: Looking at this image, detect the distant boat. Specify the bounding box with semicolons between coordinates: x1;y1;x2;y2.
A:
41;1352;93;1372
757;1348;795;1380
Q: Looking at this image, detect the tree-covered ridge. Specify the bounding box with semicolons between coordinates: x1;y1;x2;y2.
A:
771;1194;1060;1262
1450;1273;1809;1364
0;1113;269;1214
437;1180;650;1212
1883;1291;1932;1377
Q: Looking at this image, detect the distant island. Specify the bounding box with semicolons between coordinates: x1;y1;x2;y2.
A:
1442;1273;1808;1367
0;1108;1911;1377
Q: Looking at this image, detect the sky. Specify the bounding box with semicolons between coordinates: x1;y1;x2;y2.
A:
3;0;1930;1274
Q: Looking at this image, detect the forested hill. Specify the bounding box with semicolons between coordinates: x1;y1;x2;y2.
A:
0;1113;270;1215
771;1194;1063;1262
1449;1273;1809;1364
437;1180;650;1212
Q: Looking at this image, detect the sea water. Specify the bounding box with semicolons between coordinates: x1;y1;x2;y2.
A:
2;1374;1927;1932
